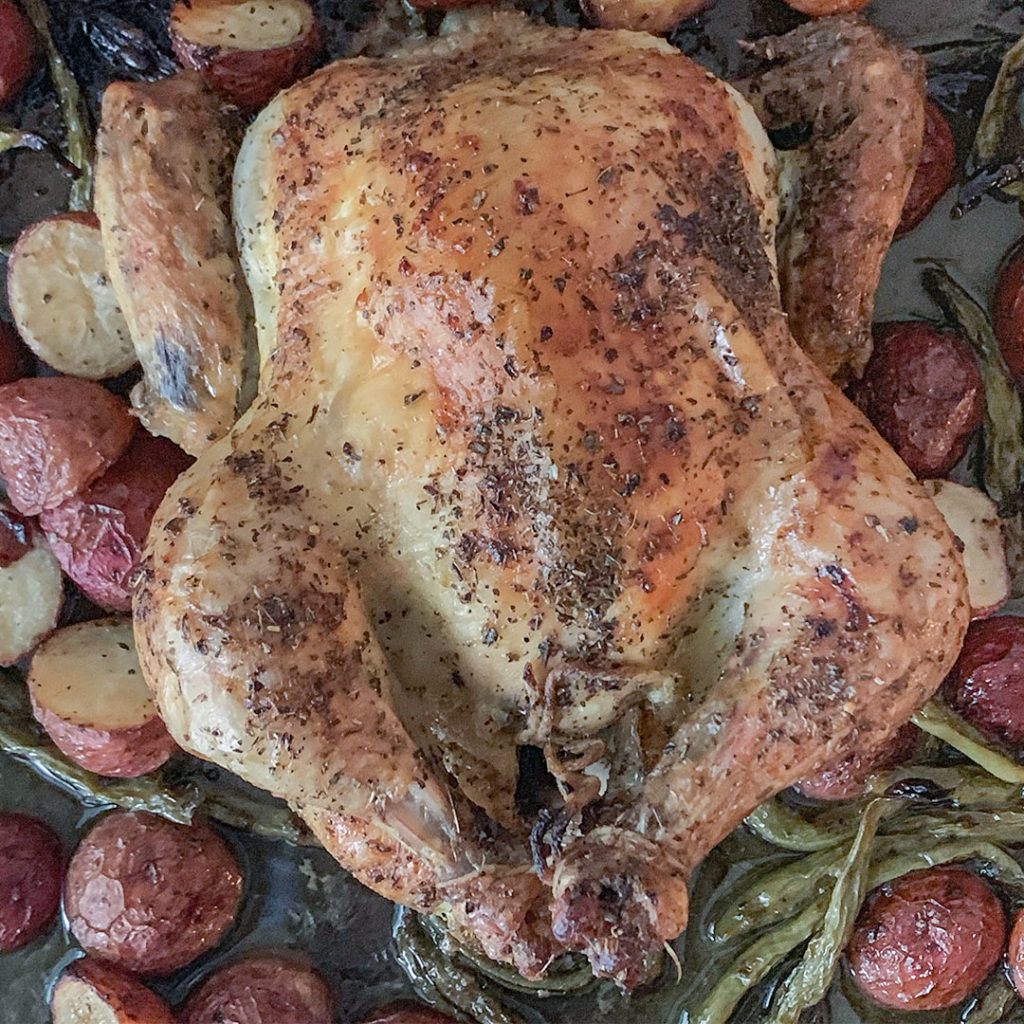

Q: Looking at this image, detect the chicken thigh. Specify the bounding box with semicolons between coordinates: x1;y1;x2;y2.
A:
135;11;968;988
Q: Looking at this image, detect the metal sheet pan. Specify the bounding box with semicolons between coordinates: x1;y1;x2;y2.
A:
2;1;1023;1020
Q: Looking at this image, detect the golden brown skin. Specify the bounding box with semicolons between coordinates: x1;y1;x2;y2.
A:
95;73;257;456
737;17;925;384
137;12;966;987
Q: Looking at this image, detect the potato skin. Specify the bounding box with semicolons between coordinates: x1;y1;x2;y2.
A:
31;700;177;778
1008;908;1024;999
40;431;192;611
169;2;321;112
65;811;242;975
0;0;35;108
782;0;870;13
180;953;333;1024
943;615;1024;746
0;377;136;516
0;811;63;952
848;322;984;478
847;866;1004;1010
994;239;1024;388
795;723;917;801
52;957;175;1024
897;101;954;236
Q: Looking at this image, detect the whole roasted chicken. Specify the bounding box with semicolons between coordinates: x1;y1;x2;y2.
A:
128;10;968;987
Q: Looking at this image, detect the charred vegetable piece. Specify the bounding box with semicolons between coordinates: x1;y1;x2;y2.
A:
168;0;321;112
0;376;135;516
944;615;1024;747
18;0;92;211
897;100;955;236
180;954;333;1024
0;0;36;108
7;213;136;380
848;320;984;478
40;431;192;611
0;810;62;951
27;618;177;778
65;810;243;975
0;321;34;385
846;866;1005;1011
51;957;175;1024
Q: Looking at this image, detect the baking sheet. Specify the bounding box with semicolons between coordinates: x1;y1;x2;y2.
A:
2;0;1024;1021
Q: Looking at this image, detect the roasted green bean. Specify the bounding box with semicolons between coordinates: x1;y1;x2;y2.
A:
744;798;861;852
766;801;884;1024
963;976;1018;1024
913;700;1024;783
18;0;93;211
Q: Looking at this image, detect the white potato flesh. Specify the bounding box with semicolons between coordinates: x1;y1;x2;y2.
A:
28;618;155;730
924;479;1010;618
0;538;63;664
7;215;136;380
173;0;314;50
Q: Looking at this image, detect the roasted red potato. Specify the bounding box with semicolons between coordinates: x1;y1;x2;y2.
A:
897;100;955;236
359;1005;459;1024
6;213;136;380
782;0;870;13
27;618;177;778
795;723;917;801
65;811;243;975
846;866;1004;1010
169;0;320;111
51;957;175;1024
994;239;1024;387
848;321;985;478
943;615;1024;746
180;953;333;1024
0;502;63;664
0;0;35;108
40;431;192;611
0;320;35;385
923;480;1009;618
579;0;711;31
0;376;135;516
1008;908;1024;999
0;811;63;952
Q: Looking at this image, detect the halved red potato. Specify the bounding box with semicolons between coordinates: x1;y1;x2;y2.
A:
65;811;243;975
180;954;333;1024
0;502;63;664
6;213;136;380
0;811;63;952
0;0;36;108
51;958;175;1024
40;431;193;611
580;0;711;32
923;480;1010;618
0;376;136;515
169;0;320;111
783;0;870;13
27;617;177;778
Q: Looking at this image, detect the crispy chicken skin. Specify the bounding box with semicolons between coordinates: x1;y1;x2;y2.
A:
95;73;257;456
135;12;965;987
580;0;709;33
737;18;925;384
